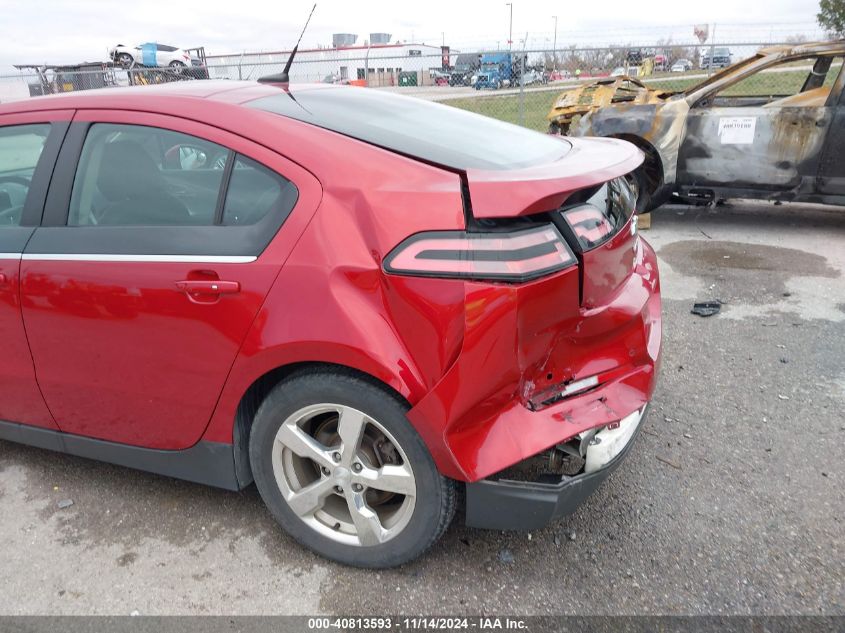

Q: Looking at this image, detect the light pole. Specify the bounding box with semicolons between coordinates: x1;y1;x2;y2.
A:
552;15;558;72
506;3;513;50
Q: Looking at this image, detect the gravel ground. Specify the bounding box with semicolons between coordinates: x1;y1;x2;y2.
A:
0;201;842;616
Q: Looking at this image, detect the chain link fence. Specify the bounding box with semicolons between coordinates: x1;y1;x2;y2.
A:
1;34;835;134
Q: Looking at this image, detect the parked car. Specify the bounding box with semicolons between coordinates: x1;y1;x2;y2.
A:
109;43;197;69
547;41;845;211
0;81;661;568
522;69;545;85
547;69;571;81
322;74;350;85
701;47;732;69
429;69;451;86
670;59;693;72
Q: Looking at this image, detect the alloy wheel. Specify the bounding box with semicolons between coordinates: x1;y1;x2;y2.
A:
271;403;417;547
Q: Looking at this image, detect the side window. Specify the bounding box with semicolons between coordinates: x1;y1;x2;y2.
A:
222;155;298;226
68;123;230;226
0;124;51;227
705;56;843;107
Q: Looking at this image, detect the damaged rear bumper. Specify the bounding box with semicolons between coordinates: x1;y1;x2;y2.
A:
464;404;648;531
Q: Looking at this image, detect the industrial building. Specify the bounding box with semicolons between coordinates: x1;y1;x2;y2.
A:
205;33;448;86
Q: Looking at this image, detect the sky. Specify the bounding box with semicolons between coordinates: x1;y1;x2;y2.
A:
1;0;824;69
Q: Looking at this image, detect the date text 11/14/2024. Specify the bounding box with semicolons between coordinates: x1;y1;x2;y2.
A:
307;617;529;631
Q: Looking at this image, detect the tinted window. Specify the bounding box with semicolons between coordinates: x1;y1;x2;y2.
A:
223;155;298;226
249;88;571;170
157;44;178;52
0;124;50;227
69;124;229;226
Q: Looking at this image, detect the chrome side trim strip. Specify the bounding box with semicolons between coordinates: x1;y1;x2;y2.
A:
20;254;257;264
0;253;23;259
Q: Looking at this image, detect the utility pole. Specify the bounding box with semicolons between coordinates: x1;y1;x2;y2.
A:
506;3;513;50
552;15;558;72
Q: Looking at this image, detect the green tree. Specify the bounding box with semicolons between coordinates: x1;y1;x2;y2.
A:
818;0;845;37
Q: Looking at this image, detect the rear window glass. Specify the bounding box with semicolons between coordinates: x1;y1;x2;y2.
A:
248;88;571;170
223;155;298;226
560;177;636;250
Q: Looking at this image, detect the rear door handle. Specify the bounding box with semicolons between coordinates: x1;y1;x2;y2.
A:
175;279;240;300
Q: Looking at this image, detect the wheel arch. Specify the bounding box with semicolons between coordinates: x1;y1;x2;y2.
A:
607;133;665;196
213;355;417;488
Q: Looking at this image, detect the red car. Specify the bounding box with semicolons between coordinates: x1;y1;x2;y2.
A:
0;81;661;567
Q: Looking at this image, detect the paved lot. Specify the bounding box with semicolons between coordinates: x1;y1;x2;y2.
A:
0;201;842;615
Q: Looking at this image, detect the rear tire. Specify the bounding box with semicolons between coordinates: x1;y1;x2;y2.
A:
249;368;457;568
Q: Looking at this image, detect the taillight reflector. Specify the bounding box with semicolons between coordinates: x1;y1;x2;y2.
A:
384;225;575;282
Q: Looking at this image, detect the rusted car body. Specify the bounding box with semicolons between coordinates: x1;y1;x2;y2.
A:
547;41;845;210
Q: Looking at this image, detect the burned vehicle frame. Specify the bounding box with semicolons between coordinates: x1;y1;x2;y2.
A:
547;41;845;211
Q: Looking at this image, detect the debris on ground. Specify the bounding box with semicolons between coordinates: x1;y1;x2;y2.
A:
57;499;74;509
777;394;790;400
568;531;577;542
498;549;514;564
691;301;721;317
656;456;682;470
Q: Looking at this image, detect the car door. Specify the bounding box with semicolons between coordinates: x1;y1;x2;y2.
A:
20;110;319;449
0;112;71;430
677;54;843;192
155;44;177;67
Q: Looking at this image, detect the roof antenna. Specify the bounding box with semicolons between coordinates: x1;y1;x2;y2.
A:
258;3;317;84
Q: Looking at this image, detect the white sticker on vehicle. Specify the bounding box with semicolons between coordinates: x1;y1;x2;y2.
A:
718;117;756;144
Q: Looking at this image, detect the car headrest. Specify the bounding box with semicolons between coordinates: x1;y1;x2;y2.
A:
97;140;163;201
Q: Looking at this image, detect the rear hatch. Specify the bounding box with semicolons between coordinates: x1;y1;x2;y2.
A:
463;136;642;308
459;136;653;413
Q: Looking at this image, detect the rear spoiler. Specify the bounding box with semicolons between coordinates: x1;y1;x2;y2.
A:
464;137;643;218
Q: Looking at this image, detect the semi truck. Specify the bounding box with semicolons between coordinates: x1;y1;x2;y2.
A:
474;52;526;90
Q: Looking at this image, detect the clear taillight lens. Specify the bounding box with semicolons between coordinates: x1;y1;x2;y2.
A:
560;177;637;251
561;205;614;249
384;225;576;282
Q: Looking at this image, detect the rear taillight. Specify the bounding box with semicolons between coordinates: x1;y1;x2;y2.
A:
384;225;575;282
